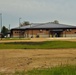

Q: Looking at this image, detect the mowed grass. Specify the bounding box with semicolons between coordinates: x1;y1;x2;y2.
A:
0;41;76;49
26;65;76;75
0;65;76;75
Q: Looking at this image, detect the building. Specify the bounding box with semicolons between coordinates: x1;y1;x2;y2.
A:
0;33;4;38
11;23;76;38
0;33;2;38
6;30;11;38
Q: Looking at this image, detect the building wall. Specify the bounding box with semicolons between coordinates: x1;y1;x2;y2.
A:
25;29;50;38
0;34;1;38
12;30;20;37
11;28;76;38
63;29;76;37
12;30;25;37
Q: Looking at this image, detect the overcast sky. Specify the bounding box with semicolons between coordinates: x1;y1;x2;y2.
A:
0;0;76;29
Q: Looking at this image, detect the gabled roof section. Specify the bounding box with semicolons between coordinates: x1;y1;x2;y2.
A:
30;23;76;29
11;23;38;30
11;23;76;30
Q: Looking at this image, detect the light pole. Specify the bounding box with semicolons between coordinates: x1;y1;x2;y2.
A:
0;13;5;69
19;18;21;27
19;18;21;38
8;24;10;38
0;13;2;40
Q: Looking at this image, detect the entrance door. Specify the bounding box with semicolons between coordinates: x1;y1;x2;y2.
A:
50;31;62;37
54;31;61;37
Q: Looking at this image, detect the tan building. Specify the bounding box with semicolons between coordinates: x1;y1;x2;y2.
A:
11;23;76;38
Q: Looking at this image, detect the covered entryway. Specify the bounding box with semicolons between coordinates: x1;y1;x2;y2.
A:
50;29;63;37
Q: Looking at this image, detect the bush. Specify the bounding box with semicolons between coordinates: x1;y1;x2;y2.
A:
36;35;39;38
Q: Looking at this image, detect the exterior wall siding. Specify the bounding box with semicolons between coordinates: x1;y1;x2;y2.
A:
63;34;76;37
11;28;76;38
12;30;25;38
25;29;50;38
63;29;76;37
12;30;20;37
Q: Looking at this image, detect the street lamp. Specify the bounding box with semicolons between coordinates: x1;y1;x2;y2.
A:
19;18;21;27
0;13;2;40
19;18;21;38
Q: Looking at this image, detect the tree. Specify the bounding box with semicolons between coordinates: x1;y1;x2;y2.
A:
51;20;59;24
20;21;30;27
1;26;8;37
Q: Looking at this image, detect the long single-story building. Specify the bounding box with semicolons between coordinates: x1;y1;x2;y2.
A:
11;23;76;38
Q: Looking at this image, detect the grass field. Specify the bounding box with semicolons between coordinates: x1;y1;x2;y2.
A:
0;38;76;74
0;65;76;75
26;65;76;75
0;49;76;73
0;41;76;49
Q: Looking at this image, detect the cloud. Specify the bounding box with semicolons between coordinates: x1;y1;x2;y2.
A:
0;0;76;15
0;0;76;28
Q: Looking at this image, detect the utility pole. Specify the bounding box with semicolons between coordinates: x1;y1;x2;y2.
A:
8;24;10;38
0;13;5;68
0;13;2;40
19;18;21;38
9;24;10;30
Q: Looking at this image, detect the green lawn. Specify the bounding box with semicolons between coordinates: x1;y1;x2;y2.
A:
26;65;76;75
0;41;76;49
0;65;76;75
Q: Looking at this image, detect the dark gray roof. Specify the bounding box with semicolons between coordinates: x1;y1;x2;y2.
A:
12;25;31;29
11;23;76;30
31;23;76;29
11;23;38;29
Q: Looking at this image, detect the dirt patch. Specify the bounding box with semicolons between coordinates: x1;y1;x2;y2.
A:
0;37;76;43
0;49;76;73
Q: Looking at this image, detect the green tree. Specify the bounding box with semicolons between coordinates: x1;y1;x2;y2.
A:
51;20;59;24
20;21;30;26
1;26;8;37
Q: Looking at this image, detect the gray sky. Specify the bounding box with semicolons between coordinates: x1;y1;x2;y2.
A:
0;0;76;29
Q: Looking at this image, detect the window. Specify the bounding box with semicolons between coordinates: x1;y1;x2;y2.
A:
69;29;72;32
40;29;43;32
67;29;72;32
67;29;69;32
